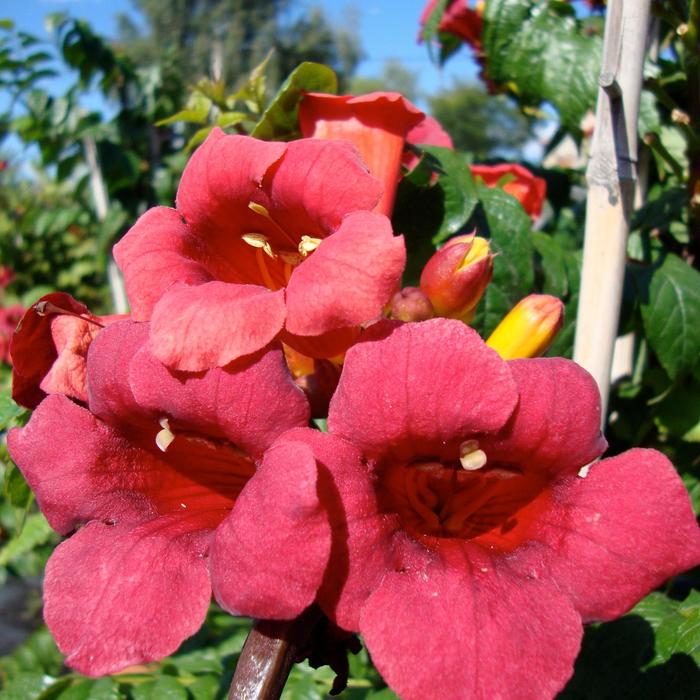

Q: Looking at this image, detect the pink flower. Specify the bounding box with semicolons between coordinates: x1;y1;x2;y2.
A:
419;0;483;49
471;163;547;219
221;319;700;699
11;292;125;408
114;129;405;371
299;92;425;217
7;320;311;675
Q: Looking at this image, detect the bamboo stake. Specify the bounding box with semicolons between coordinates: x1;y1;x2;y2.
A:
83;136;129;314
573;0;651;424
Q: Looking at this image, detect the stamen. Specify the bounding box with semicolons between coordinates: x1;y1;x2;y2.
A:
241;233;277;259
156;417;175;453
299;235;322;257
248;201;298;247
459;440;487;471
279;251;303;265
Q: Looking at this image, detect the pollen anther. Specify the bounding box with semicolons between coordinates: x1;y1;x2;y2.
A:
241;233;277;259
459;440;487;471
156;417;176;453
299;235;322;257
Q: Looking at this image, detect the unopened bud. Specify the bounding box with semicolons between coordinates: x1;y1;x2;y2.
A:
486;294;564;360
390;287;435;322
419;234;494;322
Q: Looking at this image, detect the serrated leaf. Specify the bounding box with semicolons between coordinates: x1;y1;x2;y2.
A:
251;62;337;141
482;0;601;131
420;146;478;244
638;254;700;379
476;186;534;335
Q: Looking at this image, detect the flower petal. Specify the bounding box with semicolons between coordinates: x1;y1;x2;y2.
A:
149;281;286;370
517;448;700;622
211;437;330;619
129;334;309;458
87;319;150;426
113;207;212;320
7;395;151;534
11;293;96;408
44;518;211;676
359;549;582;700
266;138;383;235
175;128;286;242
278;428;399;631
328;319;518;460
480;358;607;475
285;211;405;338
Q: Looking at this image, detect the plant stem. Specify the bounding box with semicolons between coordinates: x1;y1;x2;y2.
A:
228;607;321;700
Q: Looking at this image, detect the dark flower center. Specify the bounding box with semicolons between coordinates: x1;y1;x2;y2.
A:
377;442;550;551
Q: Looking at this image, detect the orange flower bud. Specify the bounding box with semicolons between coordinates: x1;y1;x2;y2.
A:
486;294;564;360
419;234;494;322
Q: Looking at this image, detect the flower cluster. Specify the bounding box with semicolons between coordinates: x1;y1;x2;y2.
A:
7;90;700;700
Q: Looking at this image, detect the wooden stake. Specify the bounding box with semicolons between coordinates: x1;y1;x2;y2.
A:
573;0;651;424
83;136;129;314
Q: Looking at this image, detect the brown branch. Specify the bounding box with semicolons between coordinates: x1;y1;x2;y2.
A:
228;606;321;700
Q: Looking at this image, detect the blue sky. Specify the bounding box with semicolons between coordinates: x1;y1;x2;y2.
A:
4;0;480;105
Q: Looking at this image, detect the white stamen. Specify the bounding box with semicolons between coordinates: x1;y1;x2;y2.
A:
156;417;175;452
578;463;592;478
459;440;487;471
298;235;322;257
241;233;277;258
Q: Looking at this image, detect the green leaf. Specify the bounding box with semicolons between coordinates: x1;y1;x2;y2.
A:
420;0;449;59
0;672;55;700
3;462;32;510
0;513;54;566
185;126;213;152
649;592;700;665
476;186;534;335
420;146;478;245
637;254;700;379
53;679;120;700
532;232;569;297
654;379;700;442
155;93;211;127
482;0;601;131
251;62;337;141
0;391;24;431
130;676;188;700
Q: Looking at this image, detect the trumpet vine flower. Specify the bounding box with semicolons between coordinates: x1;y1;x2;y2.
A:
114;129;405;371
224;319;700;700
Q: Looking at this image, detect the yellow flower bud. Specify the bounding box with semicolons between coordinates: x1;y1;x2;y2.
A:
486;294;564;360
